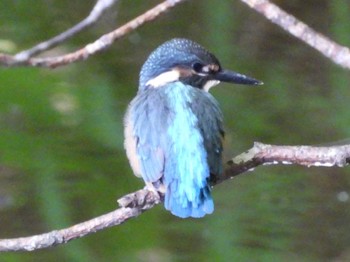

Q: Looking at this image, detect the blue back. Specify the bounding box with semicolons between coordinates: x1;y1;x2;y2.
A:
129;81;223;218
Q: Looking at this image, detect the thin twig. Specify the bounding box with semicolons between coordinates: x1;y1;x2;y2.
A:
240;0;350;69
0;0;187;68
14;0;119;61
0;142;348;252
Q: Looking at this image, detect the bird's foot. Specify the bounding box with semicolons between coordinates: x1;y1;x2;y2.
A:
144;182;165;203
117;184;164;210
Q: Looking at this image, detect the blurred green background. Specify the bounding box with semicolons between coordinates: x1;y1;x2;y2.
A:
0;0;350;261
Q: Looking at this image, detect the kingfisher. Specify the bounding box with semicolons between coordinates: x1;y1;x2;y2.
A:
124;38;262;218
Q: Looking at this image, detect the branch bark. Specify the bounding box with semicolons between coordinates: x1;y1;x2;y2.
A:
0;189;158;251
14;0;119;61
240;0;350;69
0;142;348;252
1;0;350;69
0;0;187;68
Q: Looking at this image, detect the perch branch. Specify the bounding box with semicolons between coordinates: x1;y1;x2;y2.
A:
217;142;350;184
0;0;187;68
14;0;119;61
0;189;160;251
240;0;350;69
0;142;349;252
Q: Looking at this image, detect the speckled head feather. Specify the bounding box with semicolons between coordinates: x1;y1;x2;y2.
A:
139;38;221;90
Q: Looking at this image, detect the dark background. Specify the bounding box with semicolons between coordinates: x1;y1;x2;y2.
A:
0;0;350;261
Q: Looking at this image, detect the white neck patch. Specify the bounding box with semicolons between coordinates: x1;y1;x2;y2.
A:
146;69;220;92
146;70;180;88
203;80;220;92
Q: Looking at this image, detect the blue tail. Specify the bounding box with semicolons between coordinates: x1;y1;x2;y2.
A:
164;182;214;218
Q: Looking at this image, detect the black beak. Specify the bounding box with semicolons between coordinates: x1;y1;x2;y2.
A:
214;69;263;85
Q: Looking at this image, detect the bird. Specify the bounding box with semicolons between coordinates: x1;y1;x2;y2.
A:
124;38;262;218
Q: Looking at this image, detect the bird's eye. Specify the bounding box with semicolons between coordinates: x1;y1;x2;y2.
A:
192;62;203;73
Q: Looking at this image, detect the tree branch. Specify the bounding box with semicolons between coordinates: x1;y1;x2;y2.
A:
1;0;349;69
14;0;119;61
0;142;348;252
0;0;187;68
217;142;350;184
0;189;159;252
240;0;350;69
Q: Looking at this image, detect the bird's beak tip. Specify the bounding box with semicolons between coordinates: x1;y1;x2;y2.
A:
254;80;264;86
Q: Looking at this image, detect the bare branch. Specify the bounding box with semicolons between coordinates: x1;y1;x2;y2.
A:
2;0;350;69
14;0;119;61
0;142;348;252
0;0;187;68
240;0;350;69
0;189;160;252
217;142;350;184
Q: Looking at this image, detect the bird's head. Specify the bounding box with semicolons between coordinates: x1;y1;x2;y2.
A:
139;38;262;91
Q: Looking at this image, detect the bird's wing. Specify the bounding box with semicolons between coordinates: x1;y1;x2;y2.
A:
125;90;167;183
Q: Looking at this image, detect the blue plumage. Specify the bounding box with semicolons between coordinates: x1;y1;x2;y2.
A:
124;38;262;218
162;82;215;217
126;82;221;217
